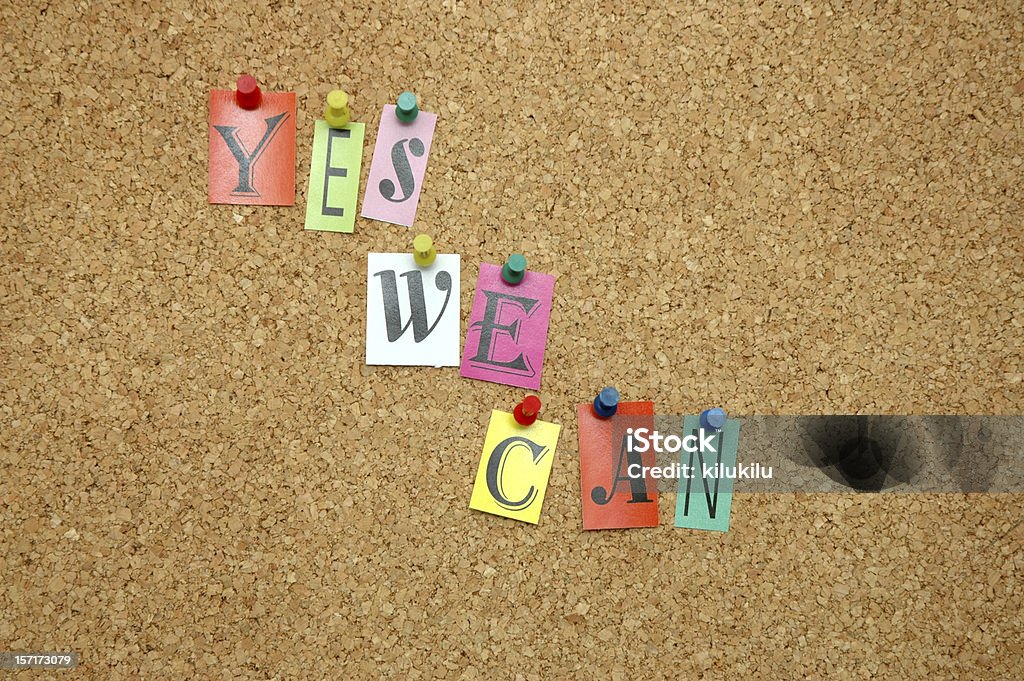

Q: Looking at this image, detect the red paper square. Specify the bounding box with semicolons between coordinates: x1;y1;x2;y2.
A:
208;90;296;205
578;401;659;530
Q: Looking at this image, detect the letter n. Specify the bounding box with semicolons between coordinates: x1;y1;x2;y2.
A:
674;416;740;532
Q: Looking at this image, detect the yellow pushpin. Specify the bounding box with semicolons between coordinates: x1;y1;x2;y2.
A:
413;234;436;267
324;89;350;128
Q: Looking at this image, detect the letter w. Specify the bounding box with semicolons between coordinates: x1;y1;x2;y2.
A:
374;269;453;343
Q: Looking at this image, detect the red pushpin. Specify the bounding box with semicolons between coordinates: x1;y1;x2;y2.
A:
235;74;262;110
513;395;542;426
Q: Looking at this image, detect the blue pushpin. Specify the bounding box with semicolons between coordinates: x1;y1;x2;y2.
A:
593;387;619;419
700;408;727;430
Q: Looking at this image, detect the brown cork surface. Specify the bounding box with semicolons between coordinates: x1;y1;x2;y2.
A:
1;1;1022;678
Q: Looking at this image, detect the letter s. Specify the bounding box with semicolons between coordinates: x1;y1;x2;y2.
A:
379;137;425;203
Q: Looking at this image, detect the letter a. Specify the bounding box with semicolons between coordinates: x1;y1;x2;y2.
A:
591;433;654;505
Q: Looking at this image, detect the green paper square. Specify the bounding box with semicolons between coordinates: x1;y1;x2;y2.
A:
304;120;365;233
674;415;741;532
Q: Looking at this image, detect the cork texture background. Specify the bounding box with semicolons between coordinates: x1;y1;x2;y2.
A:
1;0;1022;678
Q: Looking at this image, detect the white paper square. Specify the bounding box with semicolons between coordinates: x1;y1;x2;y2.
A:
366;253;460;366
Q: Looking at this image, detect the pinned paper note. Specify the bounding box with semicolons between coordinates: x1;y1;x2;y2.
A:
366;253;460;366
674;415;741;532
361;105;437;226
208;90;296;205
460;263;555;390
578;402;658;530
470;410;561;524
304;120;365;233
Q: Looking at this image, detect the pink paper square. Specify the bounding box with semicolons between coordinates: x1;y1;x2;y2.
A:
361;104;437;227
460;263;555;390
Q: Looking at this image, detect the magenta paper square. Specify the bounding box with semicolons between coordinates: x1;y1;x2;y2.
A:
460;263;555;390
361;104;437;227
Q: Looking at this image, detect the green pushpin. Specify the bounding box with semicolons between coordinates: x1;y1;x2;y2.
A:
501;254;527;285
396;91;418;122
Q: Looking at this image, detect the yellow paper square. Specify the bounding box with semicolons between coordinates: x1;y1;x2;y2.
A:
469;410;561;524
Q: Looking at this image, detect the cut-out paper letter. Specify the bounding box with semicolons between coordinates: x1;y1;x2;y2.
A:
361;104;437;226
470;410;561;524
304;120;365;233
460;263;555;390
578;402;659;530
674;415;741;532
208;90;296;205
366;253;460;366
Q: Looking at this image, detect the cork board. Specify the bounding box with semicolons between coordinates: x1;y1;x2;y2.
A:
1;1;1022;678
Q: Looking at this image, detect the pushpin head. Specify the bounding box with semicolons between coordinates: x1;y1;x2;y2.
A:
513;395;542;426
396;91;419;122
235;74;261;110
324;89;350;128
593;387;619;419
413;234;436;267
501;254;527;285
700;408;727;430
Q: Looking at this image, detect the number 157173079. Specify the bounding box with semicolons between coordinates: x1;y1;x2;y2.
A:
0;652;78;669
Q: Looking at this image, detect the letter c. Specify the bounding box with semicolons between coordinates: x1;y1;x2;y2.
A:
486;436;549;511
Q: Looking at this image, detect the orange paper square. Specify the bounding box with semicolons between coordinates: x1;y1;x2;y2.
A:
208;90;296;205
578;401;658;530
